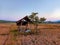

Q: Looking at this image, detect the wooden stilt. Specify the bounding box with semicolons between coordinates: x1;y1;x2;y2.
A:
21;22;22;32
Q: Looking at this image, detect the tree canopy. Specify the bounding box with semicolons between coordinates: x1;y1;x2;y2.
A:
28;12;46;23
40;17;46;23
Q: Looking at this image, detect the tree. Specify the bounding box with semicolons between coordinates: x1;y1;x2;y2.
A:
35;16;39;23
40;17;46;23
28;12;39;34
29;12;38;21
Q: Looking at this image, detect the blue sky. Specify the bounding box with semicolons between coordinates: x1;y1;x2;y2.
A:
0;0;60;21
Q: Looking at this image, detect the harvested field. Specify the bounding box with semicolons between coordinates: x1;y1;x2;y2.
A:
0;23;60;45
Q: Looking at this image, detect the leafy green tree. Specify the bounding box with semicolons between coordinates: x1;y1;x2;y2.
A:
29;12;38;21
40;17;46;23
28;12;39;34
35;16;39;22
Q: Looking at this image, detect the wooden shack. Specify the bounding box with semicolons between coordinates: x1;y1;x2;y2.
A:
16;16;32;32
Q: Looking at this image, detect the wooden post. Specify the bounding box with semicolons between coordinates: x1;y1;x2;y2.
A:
35;22;38;35
26;23;28;30
18;25;20;32
20;22;22;32
28;22;29;29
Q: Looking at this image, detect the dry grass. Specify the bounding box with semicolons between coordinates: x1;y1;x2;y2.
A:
0;23;60;45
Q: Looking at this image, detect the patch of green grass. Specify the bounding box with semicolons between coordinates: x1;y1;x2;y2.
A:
0;34;8;35
10;30;18;41
10;30;18;32
10;29;40;36
10;30;19;36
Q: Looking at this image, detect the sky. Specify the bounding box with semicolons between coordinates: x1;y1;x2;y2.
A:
0;0;60;21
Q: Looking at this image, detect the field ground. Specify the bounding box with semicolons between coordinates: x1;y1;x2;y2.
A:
0;23;60;45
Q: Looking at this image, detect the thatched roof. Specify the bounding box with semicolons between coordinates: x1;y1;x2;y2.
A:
16;16;32;26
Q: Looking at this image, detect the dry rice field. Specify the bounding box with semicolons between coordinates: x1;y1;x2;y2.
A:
0;23;60;45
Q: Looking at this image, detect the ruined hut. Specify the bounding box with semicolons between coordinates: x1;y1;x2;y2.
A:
16;16;32;32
